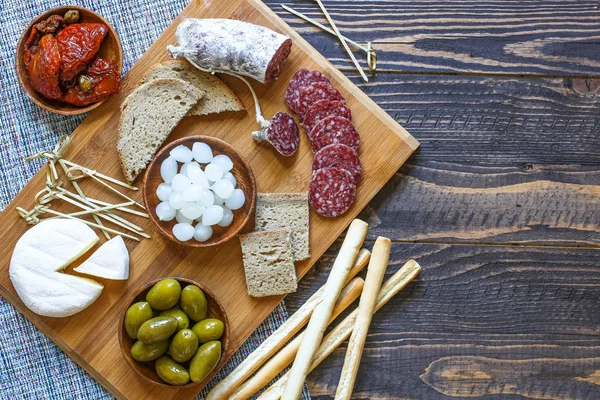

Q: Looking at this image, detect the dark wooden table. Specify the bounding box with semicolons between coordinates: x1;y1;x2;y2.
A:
264;0;600;398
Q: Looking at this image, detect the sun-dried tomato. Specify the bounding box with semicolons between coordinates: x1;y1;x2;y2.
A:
63;58;120;106
23;15;64;67
56;23;108;83
28;34;63;100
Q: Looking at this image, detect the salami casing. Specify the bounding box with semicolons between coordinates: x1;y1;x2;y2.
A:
252;112;300;156
309;167;357;217
296;82;346;120
285;69;331;113
309;116;359;152
313;144;362;184
167;18;292;84
302;100;352;133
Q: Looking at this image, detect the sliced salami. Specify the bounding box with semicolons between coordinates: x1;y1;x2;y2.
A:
295;82;346;120
252;112;300;156
309;167;357;217
167;18;292;84
285;69;331;114
309;116;359;153
313;144;362;184
302;100;352;133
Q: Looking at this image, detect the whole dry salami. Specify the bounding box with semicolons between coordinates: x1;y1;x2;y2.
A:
252;112;300;156
167;18;292;84
285;69;332;114
295;82;346;120
309;167;357;217
313;144;362;184
302;100;352;133
309;116;359;152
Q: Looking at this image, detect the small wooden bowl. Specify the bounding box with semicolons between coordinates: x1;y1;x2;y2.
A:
119;277;231;388
15;6;123;115
143;136;257;248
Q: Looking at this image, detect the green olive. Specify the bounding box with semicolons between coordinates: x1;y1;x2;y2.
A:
192;319;224;343
130;340;168;362
169;329;199;363
137;316;177;344
78;75;92;93
124;302;154;339
189;341;221;383
63;10;80;24
155;356;190;386
159;308;190;331
146;279;181;311
179;285;207;322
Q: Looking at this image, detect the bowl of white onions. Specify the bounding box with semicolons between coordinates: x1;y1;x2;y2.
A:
143;136;257;247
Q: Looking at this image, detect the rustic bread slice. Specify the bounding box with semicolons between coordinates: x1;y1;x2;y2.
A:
239;229;297;297
117;78;201;183
142;59;245;116
254;192;310;261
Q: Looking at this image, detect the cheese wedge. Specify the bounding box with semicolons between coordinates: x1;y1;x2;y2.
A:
74;236;130;280
10;219;104;318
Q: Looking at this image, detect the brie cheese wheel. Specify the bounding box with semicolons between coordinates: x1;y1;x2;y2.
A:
10;219;104;318
74;236;130;280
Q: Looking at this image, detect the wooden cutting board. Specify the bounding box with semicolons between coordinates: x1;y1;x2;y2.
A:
0;0;418;398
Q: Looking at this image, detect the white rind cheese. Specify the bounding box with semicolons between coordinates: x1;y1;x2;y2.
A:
10;219;104;318
74;236;130;280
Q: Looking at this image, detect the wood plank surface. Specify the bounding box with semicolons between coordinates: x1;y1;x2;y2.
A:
290;242;600;400
0;1;417;399
258;0;600;399
265;0;600;77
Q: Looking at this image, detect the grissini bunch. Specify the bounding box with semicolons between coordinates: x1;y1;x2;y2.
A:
281;219;369;400
335;236;391;400
229;278;365;399
206;247;371;400
257;259;421;400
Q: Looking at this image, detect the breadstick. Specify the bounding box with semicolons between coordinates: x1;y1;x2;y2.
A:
206;248;371;400
282;219;369;400
335;237;391;400
257;260;421;400
230;278;365;400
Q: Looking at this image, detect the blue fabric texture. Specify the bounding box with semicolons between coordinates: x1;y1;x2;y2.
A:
0;1;310;398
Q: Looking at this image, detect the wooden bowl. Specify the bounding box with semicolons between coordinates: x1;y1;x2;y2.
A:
143;136;257;248
15;6;123;115
119;277;231;388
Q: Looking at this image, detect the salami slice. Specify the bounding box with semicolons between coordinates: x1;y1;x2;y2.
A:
313;144;362;184
285;69;331;114
295;82;346;120
309;167;357;217
302;100;352;133
252;112;300;156
309;116;359;153
167;18;292;84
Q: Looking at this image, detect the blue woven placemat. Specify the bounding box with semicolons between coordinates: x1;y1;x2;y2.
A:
0;1;309;399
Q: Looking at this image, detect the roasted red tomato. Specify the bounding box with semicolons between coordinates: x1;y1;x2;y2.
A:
56;23;108;82
28;34;63;100
63;58;120;106
23;15;64;67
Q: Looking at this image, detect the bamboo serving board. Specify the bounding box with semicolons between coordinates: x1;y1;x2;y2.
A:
0;0;418;398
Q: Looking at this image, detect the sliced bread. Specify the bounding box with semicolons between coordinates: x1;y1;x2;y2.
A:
239;229;297;297
142;59;245;116
255;193;310;261
117;78;201;183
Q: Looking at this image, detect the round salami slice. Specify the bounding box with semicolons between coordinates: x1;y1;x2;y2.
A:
313;144;362;184
295;82;346;120
285;69;331;114
309;116;359;153
302;100;352;134
309;167;357;217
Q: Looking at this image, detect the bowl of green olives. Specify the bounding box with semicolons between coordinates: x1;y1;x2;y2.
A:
119;277;230;388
